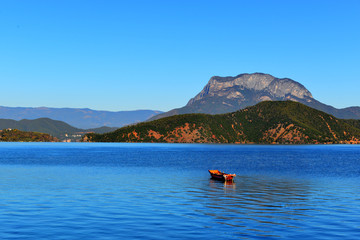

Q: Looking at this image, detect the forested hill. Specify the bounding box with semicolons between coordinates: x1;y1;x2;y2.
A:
83;101;360;144
0;129;58;142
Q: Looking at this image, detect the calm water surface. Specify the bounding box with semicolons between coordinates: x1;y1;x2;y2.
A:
0;143;359;239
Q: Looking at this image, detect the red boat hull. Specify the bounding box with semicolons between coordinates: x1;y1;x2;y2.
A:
208;170;236;182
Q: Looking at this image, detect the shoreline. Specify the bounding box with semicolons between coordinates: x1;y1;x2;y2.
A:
1;141;359;145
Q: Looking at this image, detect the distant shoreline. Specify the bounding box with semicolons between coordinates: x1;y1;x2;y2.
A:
2;141;358;145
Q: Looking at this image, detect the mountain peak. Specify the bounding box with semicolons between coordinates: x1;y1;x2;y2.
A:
187;73;313;107
148;72;360;122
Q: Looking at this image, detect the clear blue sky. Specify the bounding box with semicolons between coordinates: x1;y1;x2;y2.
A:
1;0;359;111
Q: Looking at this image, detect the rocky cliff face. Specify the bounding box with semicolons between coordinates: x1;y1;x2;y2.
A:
187;73;314;107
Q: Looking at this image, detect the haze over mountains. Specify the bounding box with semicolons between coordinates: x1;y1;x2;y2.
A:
0;107;162;129
150;73;360;121
0;118;118;141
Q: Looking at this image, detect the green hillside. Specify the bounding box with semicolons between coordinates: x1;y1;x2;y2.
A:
0;129;58;142
83;101;360;144
343;119;360;129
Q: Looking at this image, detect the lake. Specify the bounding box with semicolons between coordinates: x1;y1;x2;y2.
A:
0;143;359;239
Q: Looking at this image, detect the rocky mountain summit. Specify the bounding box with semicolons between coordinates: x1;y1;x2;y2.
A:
187;73;314;111
149;73;360;120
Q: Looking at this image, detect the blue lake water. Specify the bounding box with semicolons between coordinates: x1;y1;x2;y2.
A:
0;143;360;239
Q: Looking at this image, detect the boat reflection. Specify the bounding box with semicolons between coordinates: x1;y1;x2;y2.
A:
209;178;236;190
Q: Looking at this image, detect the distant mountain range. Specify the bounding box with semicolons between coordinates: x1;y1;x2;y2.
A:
0;107;162;129
83;101;360;144
0;118;118;141
2;72;359;142
149;73;360;121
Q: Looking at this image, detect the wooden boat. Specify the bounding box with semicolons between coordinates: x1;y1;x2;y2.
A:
208;170;236;182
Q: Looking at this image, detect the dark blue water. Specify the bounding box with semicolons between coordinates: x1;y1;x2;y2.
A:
0;143;360;239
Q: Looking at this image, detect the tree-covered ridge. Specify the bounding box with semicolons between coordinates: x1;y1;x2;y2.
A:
0;129;58;142
83;101;360;144
343;119;360;130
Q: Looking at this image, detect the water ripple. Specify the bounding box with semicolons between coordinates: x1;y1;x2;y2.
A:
1;143;360;239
